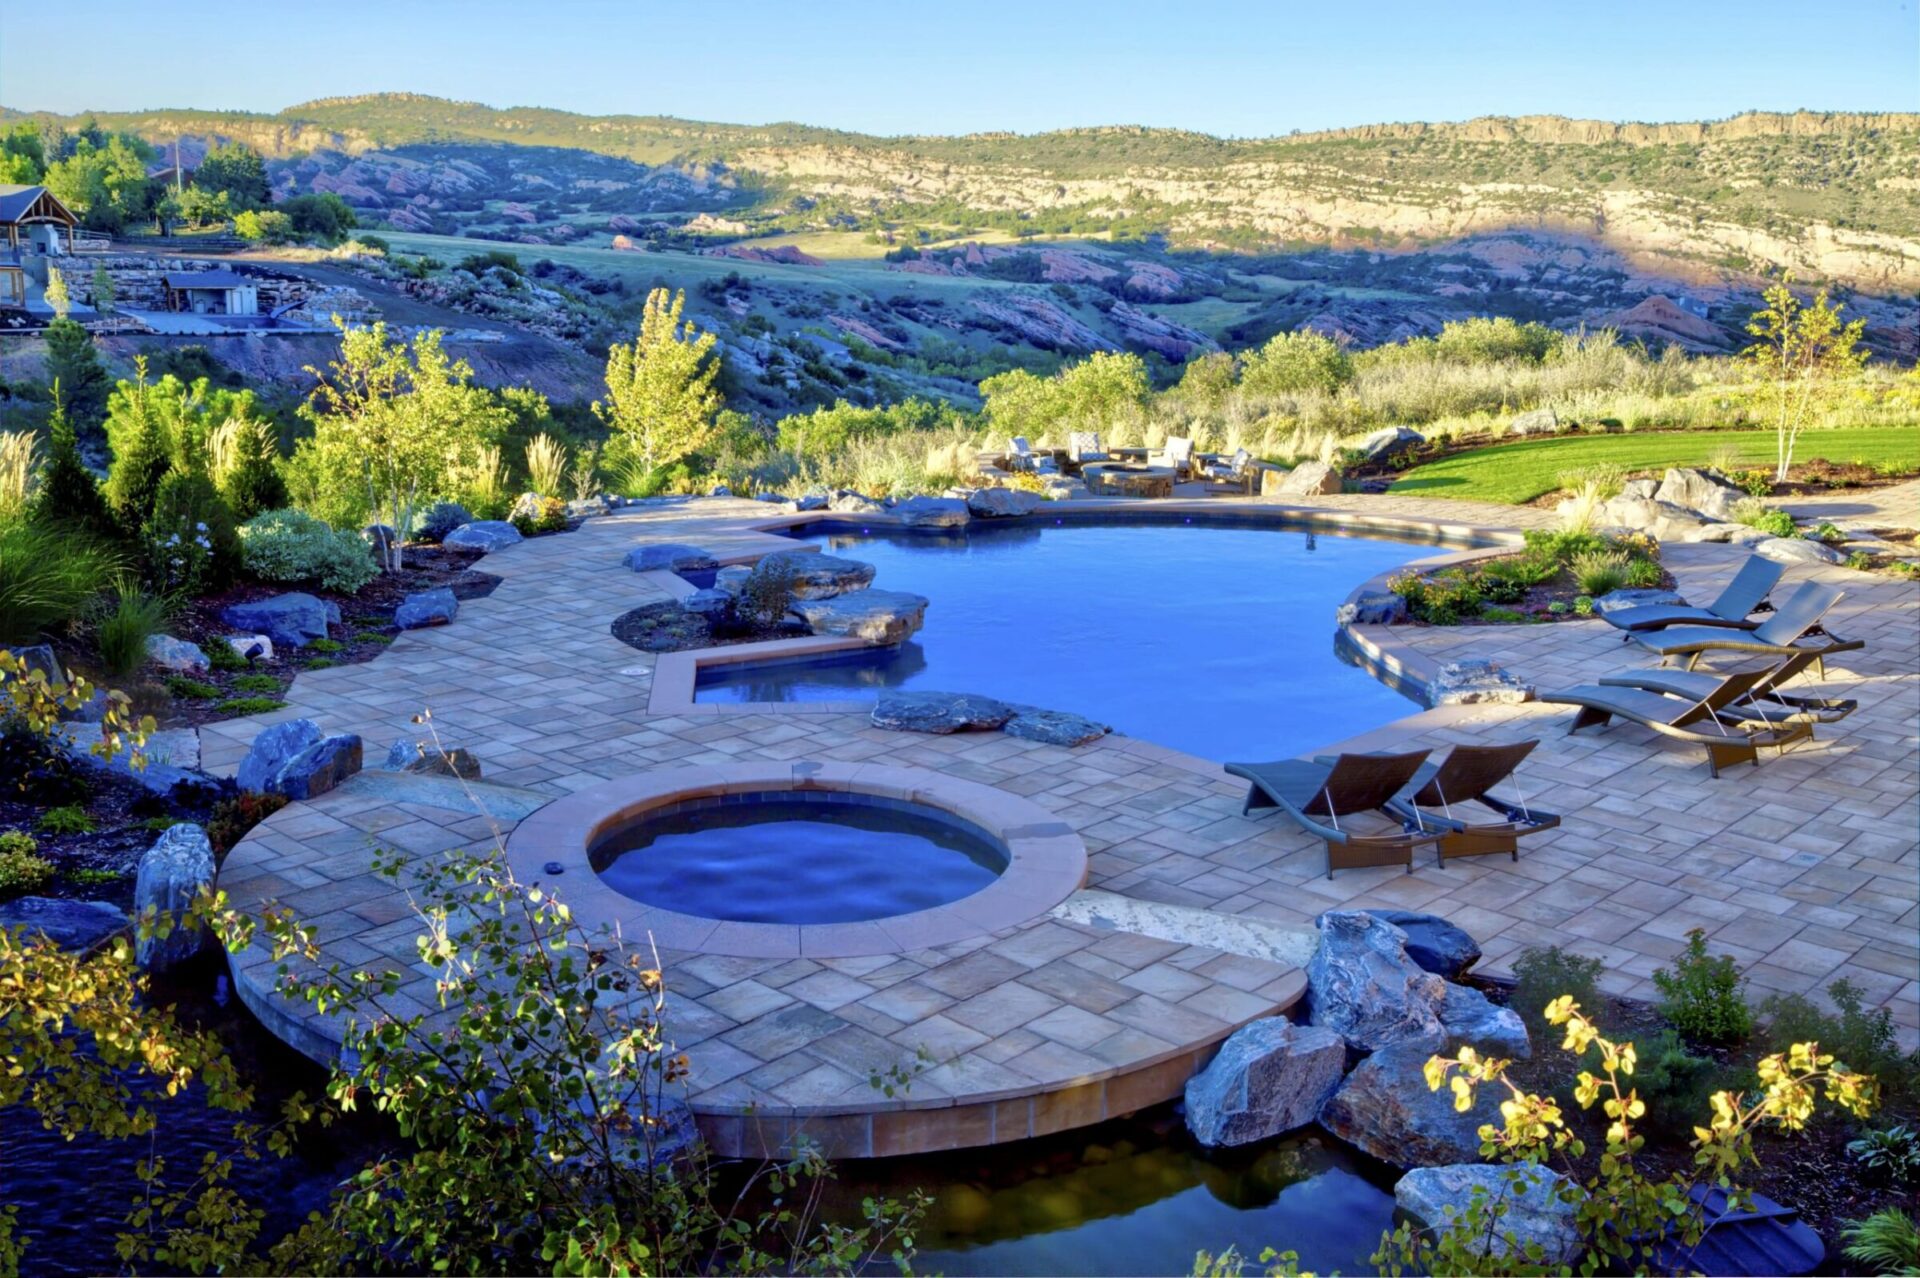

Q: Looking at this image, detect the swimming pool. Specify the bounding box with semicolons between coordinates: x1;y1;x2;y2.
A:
695;517;1447;762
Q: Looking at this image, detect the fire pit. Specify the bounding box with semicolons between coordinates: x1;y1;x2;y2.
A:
1083;463;1176;498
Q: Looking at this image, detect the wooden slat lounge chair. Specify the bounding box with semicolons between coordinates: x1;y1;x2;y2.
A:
1540;667;1813;777
1225;750;1442;877
1628;580;1848;673
1372;741;1561;864
1597;651;1861;732
1601;556;1784;635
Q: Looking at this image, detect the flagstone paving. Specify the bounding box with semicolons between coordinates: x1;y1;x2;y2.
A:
213;491;1920;1157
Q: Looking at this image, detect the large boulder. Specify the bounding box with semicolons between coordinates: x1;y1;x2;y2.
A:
1319;1042;1504;1167
786;491;829;512
134;824;215;973
1184;1017;1348;1147
1357;426;1424;462
1275;461;1341;496
1655;468;1747;521
751;550;876;601
872;690;1013;734
382;738;483;780
1509;407;1559;436
966;487;1043;518
1619;478;1659;499
713;565;752;595
0;896;127;951
791;589;929;644
1755;536;1846;566
1003;706;1110;747
894;495;971;529
144;634;209;674
237;719;323;793
1439;982;1531;1058
623;542;719;573
1320;909;1481;979
1429;660;1533;708
57;725;204;796
681;587;734;621
221;593;337;649
394;587;459;630
1590;587;1684;617
1588;497;1709;541
442;520;524;553
1307;911;1447;1052
1395;1164;1583;1265
3;643;62;684
268;733;363;800
1686;523;1772;545
828;491;887;515
1337;592;1409;626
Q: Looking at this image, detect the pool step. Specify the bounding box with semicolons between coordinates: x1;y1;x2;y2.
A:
336;768;554;822
1050;889;1318;969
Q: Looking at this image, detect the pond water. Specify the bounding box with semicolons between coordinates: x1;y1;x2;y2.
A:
590;791;1007;924
695;517;1443;762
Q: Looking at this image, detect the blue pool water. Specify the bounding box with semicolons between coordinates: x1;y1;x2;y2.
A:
695;518;1443;762
591;791;1008;923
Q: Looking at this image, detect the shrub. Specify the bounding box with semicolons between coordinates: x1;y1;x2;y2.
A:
308;638;343;653
1510;945;1604;1035
1388;568;1485;625
206;790;289;855
165;675;221;700
1653;928;1751;1044
1758;977;1918;1099
0;830;53;896
204;639;247;671
230;673;282;694
1841;1209;1920;1275
1847;1124;1920;1186
238;509;378;593
413;501;473;543
1632;1028;1723;1136
142;469;241;593
1522;528;1608;566
1572;594;1594;615
207;415;287;521
1622;556;1664;589
66;866;120;886
1731;468;1774;497
510;494;568;536
1731;499;1799;539
36;805;95;835
33;398;117;540
213;696;288;717
1569;549;1630;596
94;581;170;678
0;521;115;646
524;433;568;496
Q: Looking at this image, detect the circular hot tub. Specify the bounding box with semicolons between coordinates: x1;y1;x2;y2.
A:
505;762;1088;958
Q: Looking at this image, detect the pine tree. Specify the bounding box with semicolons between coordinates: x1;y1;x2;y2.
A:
32;387;116;541
42;317;110;428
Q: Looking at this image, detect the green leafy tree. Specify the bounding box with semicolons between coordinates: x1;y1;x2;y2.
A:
175;185;231;228
233;209;293;244
41;317;110;428
595;287;723;488
1174;351;1239;409
0;124;45;184
296;320;509;570
191;142;270;209
43;135;151;233
1239;330;1355;398
279;192;357;242
980;351;1150;442
1743;275;1870;481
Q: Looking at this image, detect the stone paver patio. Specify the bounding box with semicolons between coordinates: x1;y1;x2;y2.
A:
212;490;1920;1156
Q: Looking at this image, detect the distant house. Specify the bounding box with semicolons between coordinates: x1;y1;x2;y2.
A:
0;184;79;308
165;270;259;316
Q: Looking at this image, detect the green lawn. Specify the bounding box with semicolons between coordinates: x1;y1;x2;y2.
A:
1388;427;1920;504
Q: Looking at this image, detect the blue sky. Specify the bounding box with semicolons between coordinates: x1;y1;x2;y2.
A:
4;0;1915;136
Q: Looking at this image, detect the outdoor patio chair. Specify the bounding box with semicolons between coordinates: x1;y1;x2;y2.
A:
1007;436;1055;473
1067;431;1111;464
1364;740;1561;864
1627;580;1849;674
1539;666;1812;777
1601;555;1784;636
1597;650;1861;733
1150;436;1196;478
1200;448;1258;494
1224;749;1442;877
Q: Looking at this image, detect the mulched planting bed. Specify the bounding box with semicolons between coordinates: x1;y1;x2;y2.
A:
610;600;807;654
0;769;226;911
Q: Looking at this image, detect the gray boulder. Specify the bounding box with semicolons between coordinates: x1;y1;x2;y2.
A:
872;690;1013;734
1655;467;1747;521
1619;478;1659;499
269;733;363;800
1509;407;1559;436
623;542;719;573
1307;911;1447;1052
895;495;971;529
752;550;876;601
1358;426;1424;462
967;487;1044;518
1003;706;1111;747
1429;660;1534;708
1319;909;1481;979
0;896;127;951
1319;1041;1504;1167
1184;1017;1347;1147
1590;587;1684;616
443;520;524;553
713;565;751;595
237;719;323;793
681;587;734;621
223;634;273;662
3;643;63;684
382;739;483;780
1338;591;1409;626
57;725;204;796
394;587;459;630
828;491;887;515
1395;1164;1582;1265
786;491;829;513
1686;523;1772;545
1585;496;1710;541
134;824;215;973
221;593;336;649
1276;461;1341;496
791;589;929;644
1756;536;1846;566
1439;982;1531;1058
144;634;209;674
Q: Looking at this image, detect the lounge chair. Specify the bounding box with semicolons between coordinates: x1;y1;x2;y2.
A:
1601;556;1784;635
1200;448;1259;495
1373;741;1561;864
1225;750;1442;877
1539;667;1813;777
1598;651;1861;732
1007;436;1055;474
1067;431;1111;465
1628;581;1849;673
1151;436;1196;478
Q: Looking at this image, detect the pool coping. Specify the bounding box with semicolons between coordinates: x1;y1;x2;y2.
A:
503;760;1090;959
